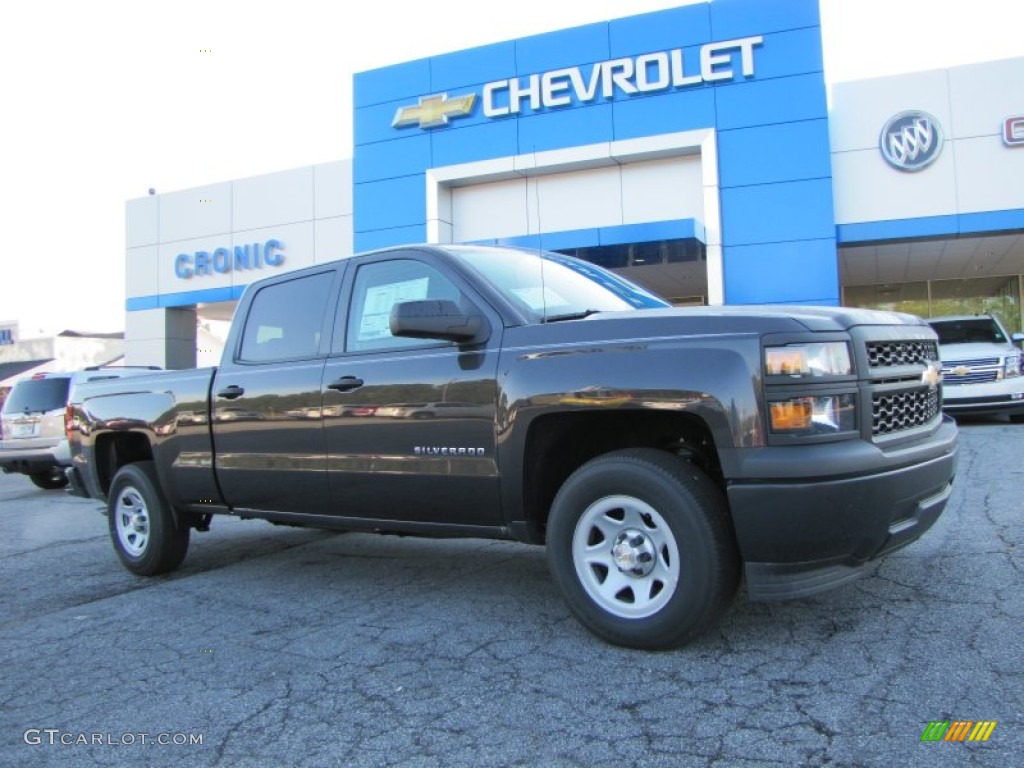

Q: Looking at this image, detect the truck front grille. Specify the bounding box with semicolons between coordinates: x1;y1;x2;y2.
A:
943;370;999;386
872;388;939;436
866;340;939;367
946;357;1000;368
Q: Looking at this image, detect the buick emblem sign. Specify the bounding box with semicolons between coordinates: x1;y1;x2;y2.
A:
879;111;943;171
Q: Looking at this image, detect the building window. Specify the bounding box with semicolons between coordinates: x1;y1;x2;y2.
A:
844;275;1022;334
930;275;1020;334
844;282;930;318
556;238;705;270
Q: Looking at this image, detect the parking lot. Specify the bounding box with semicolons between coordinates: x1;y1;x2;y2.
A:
0;419;1020;767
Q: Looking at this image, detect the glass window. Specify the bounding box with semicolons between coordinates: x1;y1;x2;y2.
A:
929;276;1020;335
346;260;463;353
559;238;705;270
844;276;1021;334
2;378;70;414
448;247;667;321
238;272;333;363
928;317;1007;345
843;283;930;318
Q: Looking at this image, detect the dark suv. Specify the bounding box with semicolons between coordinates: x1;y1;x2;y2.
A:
1;368;158;489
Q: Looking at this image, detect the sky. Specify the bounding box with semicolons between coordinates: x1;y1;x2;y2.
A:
1;0;1021;337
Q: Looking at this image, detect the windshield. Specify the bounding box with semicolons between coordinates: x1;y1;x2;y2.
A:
447;247;668;321
2;378;70;414
928;318;1007;345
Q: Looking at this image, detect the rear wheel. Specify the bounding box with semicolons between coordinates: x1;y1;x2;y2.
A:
108;461;189;575
1010;413;1024;424
547;448;739;649
29;469;69;490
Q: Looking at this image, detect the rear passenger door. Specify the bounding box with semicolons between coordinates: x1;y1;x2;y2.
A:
212;266;341;514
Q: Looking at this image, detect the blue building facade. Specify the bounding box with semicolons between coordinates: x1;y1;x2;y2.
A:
352;0;837;306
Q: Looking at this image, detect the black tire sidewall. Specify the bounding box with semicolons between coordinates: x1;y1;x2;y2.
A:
107;462;188;575
548;450;734;649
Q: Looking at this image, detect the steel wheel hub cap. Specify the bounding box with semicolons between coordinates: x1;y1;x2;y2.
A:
571;495;680;620
612;529;657;576
115;489;150;557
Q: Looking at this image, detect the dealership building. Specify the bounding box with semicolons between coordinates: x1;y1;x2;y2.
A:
123;0;1024;368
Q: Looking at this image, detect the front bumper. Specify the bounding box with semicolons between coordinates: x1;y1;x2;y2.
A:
941;375;1024;415
727;417;958;600
942;393;1024;416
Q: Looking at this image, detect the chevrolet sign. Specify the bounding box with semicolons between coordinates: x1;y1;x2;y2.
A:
392;35;763;130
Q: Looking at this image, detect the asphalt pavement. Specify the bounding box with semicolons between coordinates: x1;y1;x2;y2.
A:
0;419;1020;767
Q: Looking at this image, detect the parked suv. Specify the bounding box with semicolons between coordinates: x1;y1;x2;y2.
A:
0;367;159;489
927;314;1024;421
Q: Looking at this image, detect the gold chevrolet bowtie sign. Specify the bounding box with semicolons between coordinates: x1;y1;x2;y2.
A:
392;93;477;129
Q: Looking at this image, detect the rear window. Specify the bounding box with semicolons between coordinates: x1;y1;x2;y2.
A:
239;272;334;363
2;378;70;414
929;319;1007;345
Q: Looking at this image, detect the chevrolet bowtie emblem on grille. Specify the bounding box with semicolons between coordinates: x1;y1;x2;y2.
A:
392;93;477;129
952;365;970;377
921;362;943;389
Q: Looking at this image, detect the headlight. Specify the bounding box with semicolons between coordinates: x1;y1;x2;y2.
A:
765;342;852;378
1006;355;1021;378
769;394;856;435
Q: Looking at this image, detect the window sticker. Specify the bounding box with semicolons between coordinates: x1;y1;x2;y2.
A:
358;277;429;341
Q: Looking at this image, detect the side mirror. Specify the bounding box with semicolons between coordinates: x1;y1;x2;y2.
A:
390;300;486;343
1012;332;1024;343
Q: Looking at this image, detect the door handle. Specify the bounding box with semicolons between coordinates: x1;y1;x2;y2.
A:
217;385;245;400
327;376;364;392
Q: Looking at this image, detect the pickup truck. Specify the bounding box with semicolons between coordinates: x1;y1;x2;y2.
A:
67;244;958;649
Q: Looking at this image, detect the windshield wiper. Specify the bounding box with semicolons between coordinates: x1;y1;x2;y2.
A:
542;309;603;323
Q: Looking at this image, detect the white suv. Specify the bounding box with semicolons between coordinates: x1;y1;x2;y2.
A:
0;367;159;489
927;315;1024;422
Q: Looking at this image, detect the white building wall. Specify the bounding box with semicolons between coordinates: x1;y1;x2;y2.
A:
124;160;353;368
450;155;704;243
831;57;1024;226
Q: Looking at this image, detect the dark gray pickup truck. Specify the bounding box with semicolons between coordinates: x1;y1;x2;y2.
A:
68;245;957;648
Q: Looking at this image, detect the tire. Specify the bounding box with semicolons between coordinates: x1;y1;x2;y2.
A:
107;461;190;576
29;469;69;490
1010;413;1024;424
547;448;739;650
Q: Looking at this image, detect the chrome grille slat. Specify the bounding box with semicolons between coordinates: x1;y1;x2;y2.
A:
872;388;939;435
944;357;1000;368
862;337;942;437
866;340;938;368
944;371;999;386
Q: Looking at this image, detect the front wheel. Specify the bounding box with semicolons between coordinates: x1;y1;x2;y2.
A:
547;448;739;650
30;468;68;490
108;461;189;575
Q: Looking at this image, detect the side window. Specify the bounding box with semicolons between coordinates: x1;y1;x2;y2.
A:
346;260;463;353
239;272;333;363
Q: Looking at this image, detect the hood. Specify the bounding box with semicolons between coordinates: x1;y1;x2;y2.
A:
589;305;929;333
938;341;1016;362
